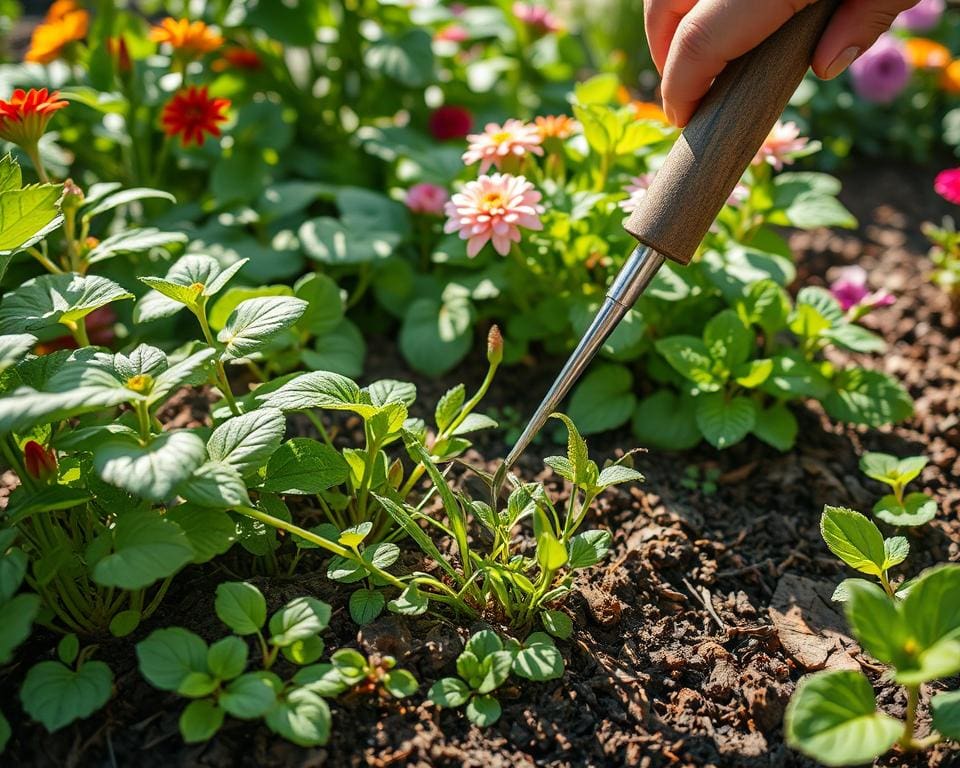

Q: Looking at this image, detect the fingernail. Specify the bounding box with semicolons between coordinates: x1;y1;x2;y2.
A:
825;46;860;80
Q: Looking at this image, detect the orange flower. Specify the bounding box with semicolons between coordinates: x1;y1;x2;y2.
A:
107;35;132;74
535;114;578;140
150;18;224;59
25;0;88;64
942;60;960;94
212;46;263;72
631;101;668;123
23;440;57;483
905;38;950;70
161;86;230;146
0;89;68;147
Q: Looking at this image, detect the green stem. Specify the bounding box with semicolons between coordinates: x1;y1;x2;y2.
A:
305;410;334;449
237;505;407;591
24;142;50;184
27;246;63;274
901;685;920;751
193;305;240;416
135;401;151;442
66;319;90;347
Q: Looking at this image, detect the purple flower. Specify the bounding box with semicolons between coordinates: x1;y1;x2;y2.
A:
894;0;944;32
830;266;895;313
849;34;912;104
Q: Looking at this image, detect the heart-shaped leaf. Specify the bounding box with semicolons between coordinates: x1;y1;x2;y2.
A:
20;660;113;732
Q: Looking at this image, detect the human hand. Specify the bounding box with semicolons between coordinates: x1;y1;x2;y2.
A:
644;0;919;127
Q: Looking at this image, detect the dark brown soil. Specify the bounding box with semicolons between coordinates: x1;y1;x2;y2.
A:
3;163;959;768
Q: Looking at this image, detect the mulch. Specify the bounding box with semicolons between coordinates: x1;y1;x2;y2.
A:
3;162;959;767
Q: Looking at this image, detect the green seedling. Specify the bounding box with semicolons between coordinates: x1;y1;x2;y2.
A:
295;649;418;701
859;452;936;527
785;506;960;765
428;629;563;727
680;464;721;495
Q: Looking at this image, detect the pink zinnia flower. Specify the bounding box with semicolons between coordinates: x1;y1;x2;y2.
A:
753;121;809;171
462;119;544;173
405;183;449;216
444;173;544;257
830;266;895;312
935;168;960;205
513;2;562;35
429;105;473;141
850;34;912;104
618;173;656;214
435;24;469;43
894;0;944;32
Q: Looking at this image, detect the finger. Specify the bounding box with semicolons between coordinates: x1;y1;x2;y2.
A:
812;0;917;79
644;0;698;75
661;0;819;126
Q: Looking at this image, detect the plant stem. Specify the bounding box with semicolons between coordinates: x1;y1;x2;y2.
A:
193;305;240;416
237;505;407;591
24;142;50;184
66;319;91;347
27;246;63;274
901;684;920;750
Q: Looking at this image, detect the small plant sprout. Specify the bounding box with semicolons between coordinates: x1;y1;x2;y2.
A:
428;629;564;727
785;506;960;765
137;581;418;747
859;452;937;526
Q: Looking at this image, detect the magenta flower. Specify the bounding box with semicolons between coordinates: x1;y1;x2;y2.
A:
752;120;810;171
894;0;944;32
512;2;562;35
463;119;544;173
435;24;468;43
405;183;450;216
830;266;895;312
444;173;544;257
849;34;912;104
935;168;960;205
618;173;656;214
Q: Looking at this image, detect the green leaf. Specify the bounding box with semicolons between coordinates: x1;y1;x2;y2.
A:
292;664;348;697
824;369;913;427
542;610;573;639
383;669;418;699
895;565;960;684
824;324;887;353
220;672;281;719
178;460;250;509
0;184;63;273
179;699;224;744
435;385;465;432
566;364;637;435
550;413;594;487
365;29;434;87
207;636;248;681
388;585;429;616
695;393;756;449
93;431;205;503
299;217;397;265
537;531;568;571
860;453;927;487
844;581;911;670
704;310;753;369
773;173;857;229
58;634;79;665
0;593;39;663
574;72;620;105
466;694;502;727
20;660;113;733
348;588;385;625
654;337;723;391
0;333;37;372
204;408;286;478
137;628;209;691
331;648;368;683
262;438;349;494
428;678;471;708
784;670;901;766
148;348;217;408
108;610;140;638
883;536;910;570
269;597;332;647
92;510;194;590
218;297;308;360
632;390;701;451
164;505;236;564
400;296;473;376
760;352;831;400
873;493;937;527
931;690;960;740
259;371;363;413
512;633;564;681
265;688;331;747
0;273;132;334
367;379;417;408
0;711;9;753
596;464;644;489
820;506;887;577
215;582;266;635
0;546;27;603
87;228;187;265
751;402;798;452
736;279;790;336
362;542;400;570
81;187;175;219
567;530;612;569
210;285;293;330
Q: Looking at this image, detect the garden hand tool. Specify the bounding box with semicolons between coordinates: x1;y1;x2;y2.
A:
492;0;841;495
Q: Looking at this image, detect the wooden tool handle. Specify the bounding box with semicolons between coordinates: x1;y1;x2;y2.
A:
624;0;841;265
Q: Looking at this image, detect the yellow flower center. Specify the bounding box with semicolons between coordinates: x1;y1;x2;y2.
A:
492;130;513;144
126;374;154;394
481;191;507;211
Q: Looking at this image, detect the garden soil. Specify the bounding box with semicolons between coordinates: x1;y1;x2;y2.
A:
3;162;959;768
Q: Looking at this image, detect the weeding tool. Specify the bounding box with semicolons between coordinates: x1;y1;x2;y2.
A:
492;0;842;495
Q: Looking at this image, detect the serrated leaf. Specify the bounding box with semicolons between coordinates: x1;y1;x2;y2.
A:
0;273;132;334
218;297;308;360
348;588;385;625
207;408;286;477
567;530;612;569
262;438;349;494
259;370;363;412
177;461;250;509
94;431;206;502
820;506;887;577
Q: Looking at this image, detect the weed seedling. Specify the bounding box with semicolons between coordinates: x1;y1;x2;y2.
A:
859;451;936;527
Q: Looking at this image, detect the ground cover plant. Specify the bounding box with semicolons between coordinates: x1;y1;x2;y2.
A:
0;2;956;768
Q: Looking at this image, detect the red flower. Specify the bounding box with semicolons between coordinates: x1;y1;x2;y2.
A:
0;88;68;147
161;86;230;147
24;440;57;483
935;168;960;205
429;105;473;141
212;46;262;72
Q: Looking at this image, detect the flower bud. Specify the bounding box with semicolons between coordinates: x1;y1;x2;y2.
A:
61;178;84;211
487;325;504;367
24;440;57;483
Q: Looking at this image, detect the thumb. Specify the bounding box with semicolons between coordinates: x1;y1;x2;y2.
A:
812;0;917;79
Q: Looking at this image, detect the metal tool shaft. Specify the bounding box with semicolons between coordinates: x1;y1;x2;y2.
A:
499;245;666;477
